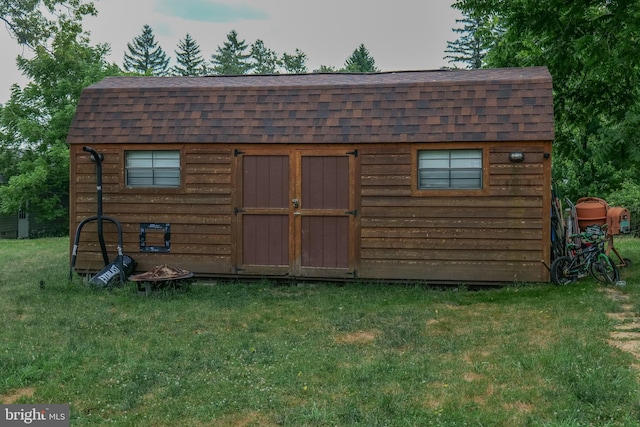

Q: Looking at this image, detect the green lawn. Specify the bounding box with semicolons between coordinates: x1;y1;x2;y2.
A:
1;237;640;426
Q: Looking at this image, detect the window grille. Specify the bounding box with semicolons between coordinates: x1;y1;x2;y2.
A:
125;151;180;187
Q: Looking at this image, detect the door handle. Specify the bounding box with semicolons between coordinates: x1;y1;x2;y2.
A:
293;212;301;215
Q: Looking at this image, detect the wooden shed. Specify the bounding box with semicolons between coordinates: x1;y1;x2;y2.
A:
67;67;554;284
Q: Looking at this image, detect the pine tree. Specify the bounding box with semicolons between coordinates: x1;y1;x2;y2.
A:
173;33;207;76
444;10;493;69
123;24;170;76
210;30;252;75
344;44;379;72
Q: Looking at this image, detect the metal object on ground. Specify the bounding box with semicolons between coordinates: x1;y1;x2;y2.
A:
129;264;193;295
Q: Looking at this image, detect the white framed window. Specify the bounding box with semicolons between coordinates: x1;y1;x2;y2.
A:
418;149;483;190
125;150;180;187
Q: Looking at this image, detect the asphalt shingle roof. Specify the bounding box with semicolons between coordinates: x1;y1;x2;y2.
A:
67;67;554;145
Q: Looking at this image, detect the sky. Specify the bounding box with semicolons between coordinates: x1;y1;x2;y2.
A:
0;0;462;103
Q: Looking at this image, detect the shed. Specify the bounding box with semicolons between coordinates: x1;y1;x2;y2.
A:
67;67;554;284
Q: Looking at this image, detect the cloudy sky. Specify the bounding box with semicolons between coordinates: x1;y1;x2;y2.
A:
0;0;462;103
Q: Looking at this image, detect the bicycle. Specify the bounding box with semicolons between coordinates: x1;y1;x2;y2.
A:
550;226;620;285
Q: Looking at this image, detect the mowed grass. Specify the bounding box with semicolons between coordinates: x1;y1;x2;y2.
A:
1;237;640;426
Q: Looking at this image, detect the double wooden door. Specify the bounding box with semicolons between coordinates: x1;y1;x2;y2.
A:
234;149;358;278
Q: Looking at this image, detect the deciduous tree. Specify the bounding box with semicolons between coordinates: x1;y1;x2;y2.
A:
451;0;640;200
314;65;338;73
251;39;279;74
0;17;120;233
0;0;96;50
281;49;308;74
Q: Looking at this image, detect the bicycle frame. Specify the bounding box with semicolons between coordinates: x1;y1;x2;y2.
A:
563;242;602;279
551;226;619;285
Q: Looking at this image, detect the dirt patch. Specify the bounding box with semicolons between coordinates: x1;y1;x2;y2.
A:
601;287;640;362
335;330;380;344
606;312;635;321
601;287;631;301
503;401;534;414
463;372;484;382
614;321;640;330
1;387;35;404
468;383;494;406
216;411;277;427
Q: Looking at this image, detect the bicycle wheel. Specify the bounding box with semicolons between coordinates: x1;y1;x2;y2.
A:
589;254;620;285
550;256;577;285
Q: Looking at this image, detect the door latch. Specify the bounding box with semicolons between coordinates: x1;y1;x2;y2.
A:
292;199;300;208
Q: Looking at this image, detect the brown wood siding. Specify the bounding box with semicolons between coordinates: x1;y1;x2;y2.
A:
358;143;551;283
70;142;551;282
70;145;233;274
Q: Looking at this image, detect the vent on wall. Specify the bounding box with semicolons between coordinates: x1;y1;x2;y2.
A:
140;223;171;253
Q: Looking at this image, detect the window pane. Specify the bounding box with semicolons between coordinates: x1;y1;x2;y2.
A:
153;151;180;167
419;150;449;169
127;169;154;186
419;170;450;188
422;158;450;169
451;170;482;188
451;158;482;169
126;151;153;168
154;169;180;186
450;150;481;159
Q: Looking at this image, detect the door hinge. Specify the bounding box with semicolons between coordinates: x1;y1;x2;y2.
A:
234;149;245;157
346;270;358;278
234;266;245;273
234;207;245;215
345;209;358;216
347;149;358;157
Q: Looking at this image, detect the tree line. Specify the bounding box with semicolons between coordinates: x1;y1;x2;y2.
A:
124;25;378;76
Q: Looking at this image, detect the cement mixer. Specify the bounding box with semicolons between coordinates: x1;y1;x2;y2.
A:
574;197;631;268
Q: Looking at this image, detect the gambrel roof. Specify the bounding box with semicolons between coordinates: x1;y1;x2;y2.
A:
67;67;554;145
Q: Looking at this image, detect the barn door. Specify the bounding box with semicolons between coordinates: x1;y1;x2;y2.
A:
235;154;291;276
294;151;357;278
234;149;358;278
